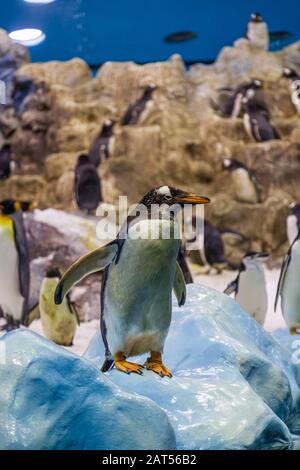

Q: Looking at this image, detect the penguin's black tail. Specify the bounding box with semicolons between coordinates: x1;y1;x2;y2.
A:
101;358;115;373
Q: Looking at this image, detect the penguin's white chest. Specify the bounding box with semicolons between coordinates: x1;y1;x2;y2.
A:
236;265;268;324
231;169;257;203
104;218;180;357
247;23;269;50
0;220;24;320
281;246;300;328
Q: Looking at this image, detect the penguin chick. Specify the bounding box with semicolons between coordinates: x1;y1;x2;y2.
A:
224;252;269;325
74;153;102;214
246;13;269;51
287;202;300;245
121;84;157;125
54;186;210;377
39;267;79;346
223;158;261;203
89;119;116;167
275;233;300;335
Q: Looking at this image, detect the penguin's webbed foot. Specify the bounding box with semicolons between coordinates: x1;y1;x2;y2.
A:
114;352;144;375
144;351;172;378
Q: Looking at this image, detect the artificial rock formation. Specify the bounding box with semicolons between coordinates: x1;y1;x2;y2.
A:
1;28;300;260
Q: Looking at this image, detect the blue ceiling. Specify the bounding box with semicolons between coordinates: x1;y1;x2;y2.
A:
1;0;300;67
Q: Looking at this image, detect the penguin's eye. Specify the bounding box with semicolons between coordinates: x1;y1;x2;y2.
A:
165;195;172;200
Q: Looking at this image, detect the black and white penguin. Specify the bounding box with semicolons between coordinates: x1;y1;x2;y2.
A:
11;75;36;115
242;95;280;142
275;232;300;334
55;186;210;376
39;266;79;346
287;202;300;245
0;199;33;330
224;251;269;325
89;119;116;167
282;67;300;114
0;144;14;180
212;79;263;118
74;154;102;214
246;13;269;50
121;84;157;125
223;158;261;203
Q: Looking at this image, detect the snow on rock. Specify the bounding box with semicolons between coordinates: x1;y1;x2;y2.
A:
84;284;299;449
0;329;176;450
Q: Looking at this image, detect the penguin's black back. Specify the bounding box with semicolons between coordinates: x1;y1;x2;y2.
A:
204;221;226;264
248;110;280;141
0;144;11;180
121;88;155;125
75;155;102;211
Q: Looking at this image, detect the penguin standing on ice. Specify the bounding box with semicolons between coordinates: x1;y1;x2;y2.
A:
224;252;269;325
39;267;79;346
246;13;269;51
121;84;157;125
74;154;102;214
89;119;116;167
212;79;263;118
55;186;210;376
242;94;280;142
275;234;300;335
287;202;300;245
0;144;14;180
282;67;300;114
223;158;261;203
0;199;33;330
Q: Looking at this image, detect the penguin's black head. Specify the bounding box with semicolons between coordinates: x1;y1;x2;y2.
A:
250;12;263;22
21;201;37;212
46;266;61;279
77;154;91;166
289;202;300;216
143;83;157;97
102;119;116;129
283;67;299;79
140;186;210;208
244;251;269;262
250;79;263;89
0;199;21;214
222;159;246;172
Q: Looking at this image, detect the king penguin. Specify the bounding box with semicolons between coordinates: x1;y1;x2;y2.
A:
55;186;210;376
121;84;157;125
74;153;102;214
282;67;300;114
89;119;116;167
0;143;13;180
242;94;280;142
0;199;33;330
39;266;79;346
275;233;300;335
246;13;269;51
224;252;269;325
223;158;261;203
287;202;300;245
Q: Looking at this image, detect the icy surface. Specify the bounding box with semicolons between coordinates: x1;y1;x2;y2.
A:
85;284;300;449
0;330;176;450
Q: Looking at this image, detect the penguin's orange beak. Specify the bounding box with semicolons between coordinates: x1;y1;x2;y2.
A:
175;193;211;205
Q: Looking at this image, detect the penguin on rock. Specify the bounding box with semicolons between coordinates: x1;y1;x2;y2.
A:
121;84;157;125
89;119;116;167
222;158;261;203
282;67;300;114
74;153;102;214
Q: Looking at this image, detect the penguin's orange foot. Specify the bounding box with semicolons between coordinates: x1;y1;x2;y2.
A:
290;327;300;335
144;351;172;378
114;353;144;375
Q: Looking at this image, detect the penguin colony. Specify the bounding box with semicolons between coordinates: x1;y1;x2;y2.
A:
1;12;300;372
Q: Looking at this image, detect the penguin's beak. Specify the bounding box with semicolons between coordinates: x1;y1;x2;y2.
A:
175;193;211;205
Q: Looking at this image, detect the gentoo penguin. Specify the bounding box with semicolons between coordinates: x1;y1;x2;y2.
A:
55;186;210;376
246;13;269;51
223;158;261;203
89;120;116;167
287;202;300;245
275;233;300;334
0;199;33;330
282;67;300;114
243;95;280;142
224;252;269;325
39;267;79;346
0;144;13;180
74;154;102;214
212;79;263;118
121;84;157;125
11;75;36;115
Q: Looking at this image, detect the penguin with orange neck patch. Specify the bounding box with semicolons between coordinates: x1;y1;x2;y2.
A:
0;199;34;330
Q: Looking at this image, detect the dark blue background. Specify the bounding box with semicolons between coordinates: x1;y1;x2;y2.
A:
1;0;299;65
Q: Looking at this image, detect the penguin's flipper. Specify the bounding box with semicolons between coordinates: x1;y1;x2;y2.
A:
274;249;291;312
173;261;186;306
55;241;119;304
223;279;238;295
